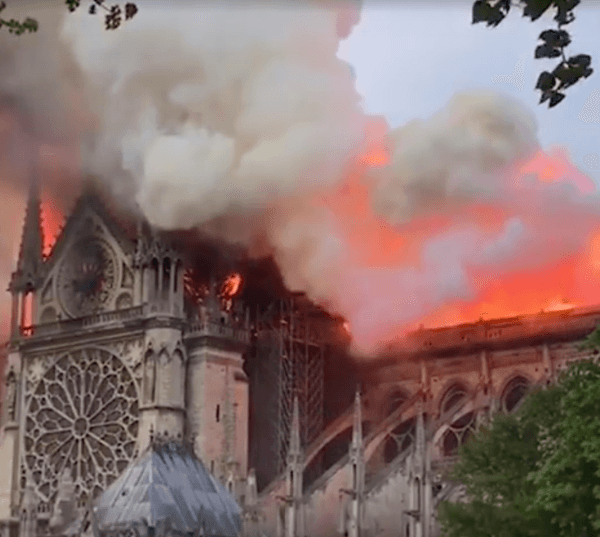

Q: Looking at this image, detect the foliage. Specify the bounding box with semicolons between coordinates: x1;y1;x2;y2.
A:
439;359;600;536
579;324;600;351
0;0;137;34
472;0;593;108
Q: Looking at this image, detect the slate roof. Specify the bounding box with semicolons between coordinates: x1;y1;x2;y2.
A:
93;440;242;537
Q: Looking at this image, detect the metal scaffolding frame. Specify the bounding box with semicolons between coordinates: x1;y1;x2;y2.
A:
256;295;325;475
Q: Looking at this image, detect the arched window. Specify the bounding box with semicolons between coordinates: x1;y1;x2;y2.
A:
440;383;469;416
151;258;159;296
157;351;171;405
162;258;171;299
21;284;34;331
442;411;476;457
383;418;416;463
174;260;182;293
172;350;185;408
502;376;530;413
143;351;157;404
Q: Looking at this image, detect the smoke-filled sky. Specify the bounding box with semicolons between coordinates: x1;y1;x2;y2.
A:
2;0;600;357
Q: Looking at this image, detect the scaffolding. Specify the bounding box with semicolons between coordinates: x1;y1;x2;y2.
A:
254;295;326;477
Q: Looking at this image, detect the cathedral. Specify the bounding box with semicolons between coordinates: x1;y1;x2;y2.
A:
2;174;600;537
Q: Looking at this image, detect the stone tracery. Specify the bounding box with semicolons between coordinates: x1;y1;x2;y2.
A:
24;348;139;504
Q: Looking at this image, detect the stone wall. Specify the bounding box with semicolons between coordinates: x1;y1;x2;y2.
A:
255;315;600;537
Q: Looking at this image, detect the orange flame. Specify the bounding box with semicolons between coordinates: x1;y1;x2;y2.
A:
221;273;243;298
319;119;600;353
41;198;63;258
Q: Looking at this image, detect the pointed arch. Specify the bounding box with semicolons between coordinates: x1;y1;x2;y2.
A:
157;348;171;406
162;257;171;299
142;350;157;404
151;258;159;297
172;349;185;408
437;380;471;417
500;374;532;413
174;260;183;293
5;368;18;422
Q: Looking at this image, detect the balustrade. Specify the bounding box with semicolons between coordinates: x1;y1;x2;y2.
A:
18;303;250;344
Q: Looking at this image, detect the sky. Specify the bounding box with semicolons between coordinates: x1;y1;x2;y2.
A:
338;1;600;185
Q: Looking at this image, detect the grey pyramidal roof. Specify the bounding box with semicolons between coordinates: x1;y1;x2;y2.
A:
93;439;242;537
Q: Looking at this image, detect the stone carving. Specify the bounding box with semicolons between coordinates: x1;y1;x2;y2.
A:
25;354;53;390
121;264;134;289
143;351;157;404
5;369;17;422
116;293;133;310
107;338;144;382
158;350;172;407
24;348;139;504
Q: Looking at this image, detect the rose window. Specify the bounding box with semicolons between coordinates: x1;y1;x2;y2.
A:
24;348;139;504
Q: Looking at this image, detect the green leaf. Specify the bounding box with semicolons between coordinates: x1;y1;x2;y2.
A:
539;29;571;48
124;3;138;20
523;0;553;22
65;0;80;13
472;0;492;24
535;71;555;91
535;44;561;59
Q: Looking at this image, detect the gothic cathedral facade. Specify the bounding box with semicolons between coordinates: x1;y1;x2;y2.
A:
0;180;250;537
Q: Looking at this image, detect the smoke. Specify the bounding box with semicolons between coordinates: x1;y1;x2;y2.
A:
369;90;539;225
2;2;600;357
0;2;100;343
58;3;600;355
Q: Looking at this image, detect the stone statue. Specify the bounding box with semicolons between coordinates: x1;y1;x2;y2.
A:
143;353;157;404
5;370;17;422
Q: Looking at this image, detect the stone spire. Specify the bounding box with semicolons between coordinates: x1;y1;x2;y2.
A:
415;397;425;475
14;169;44;290
343;389;365;537
284;395;304;537
288;395;301;467
349;389;363;463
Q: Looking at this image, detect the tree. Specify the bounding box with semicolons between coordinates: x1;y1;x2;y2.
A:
472;0;592;108
0;0;137;35
438;359;600;536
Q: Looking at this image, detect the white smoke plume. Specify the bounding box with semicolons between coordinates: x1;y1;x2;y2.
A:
370;91;539;225
61;3;367;221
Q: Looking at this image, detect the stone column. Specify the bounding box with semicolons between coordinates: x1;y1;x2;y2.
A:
10;293;19;339
542;344;554;384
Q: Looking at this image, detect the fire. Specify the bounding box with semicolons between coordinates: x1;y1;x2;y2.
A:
221;273;243;298
320;119;600;353
515;147;596;194
41;198;63;258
